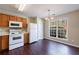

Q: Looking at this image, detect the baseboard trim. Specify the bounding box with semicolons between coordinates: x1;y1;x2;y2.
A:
44;38;79;48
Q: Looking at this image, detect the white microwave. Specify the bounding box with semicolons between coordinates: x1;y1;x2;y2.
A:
9;21;22;28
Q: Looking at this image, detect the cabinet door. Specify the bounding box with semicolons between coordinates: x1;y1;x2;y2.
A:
9;16;16;21
1;14;9;27
0;36;2;51
27;18;29;24
24;33;29;44
22;18;27;29
17;17;22;22
0;14;2;26
2;35;9;50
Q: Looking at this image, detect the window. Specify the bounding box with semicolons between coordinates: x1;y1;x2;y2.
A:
50;18;68;39
50;20;57;37
58;20;67;39
50;27;56;37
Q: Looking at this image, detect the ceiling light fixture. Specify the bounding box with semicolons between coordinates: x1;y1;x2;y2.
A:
45;9;55;20
18;4;26;11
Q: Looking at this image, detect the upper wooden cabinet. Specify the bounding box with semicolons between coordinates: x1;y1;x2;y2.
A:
22;18;27;29
0;14;2;26
0;13;29;28
0;14;9;27
16;17;22;22
9;15;16;21
27;18;29;24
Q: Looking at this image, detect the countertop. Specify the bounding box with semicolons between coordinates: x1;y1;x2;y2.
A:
0;28;29;36
0;33;9;36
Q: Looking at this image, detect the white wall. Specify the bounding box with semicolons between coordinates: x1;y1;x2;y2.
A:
44;10;79;48
37;18;44;40
44;20;50;39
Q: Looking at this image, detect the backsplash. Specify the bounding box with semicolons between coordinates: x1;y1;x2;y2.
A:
22;29;27;33
0;27;9;36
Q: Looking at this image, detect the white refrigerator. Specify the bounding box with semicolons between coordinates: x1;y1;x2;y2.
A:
29;23;38;43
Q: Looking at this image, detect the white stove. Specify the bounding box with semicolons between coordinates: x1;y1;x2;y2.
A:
9;29;24;50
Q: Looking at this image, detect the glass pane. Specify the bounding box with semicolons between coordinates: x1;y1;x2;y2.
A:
58;19;67;39
50;21;57;37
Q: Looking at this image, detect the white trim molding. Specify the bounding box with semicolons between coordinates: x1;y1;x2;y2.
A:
45;37;79;48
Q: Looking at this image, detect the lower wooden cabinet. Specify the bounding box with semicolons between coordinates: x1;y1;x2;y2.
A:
24;32;29;44
0;36;2;51
1;35;9;50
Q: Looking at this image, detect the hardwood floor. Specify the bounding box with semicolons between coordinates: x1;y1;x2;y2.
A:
0;39;79;55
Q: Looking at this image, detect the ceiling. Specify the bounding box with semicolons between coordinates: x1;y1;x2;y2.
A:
0;4;79;18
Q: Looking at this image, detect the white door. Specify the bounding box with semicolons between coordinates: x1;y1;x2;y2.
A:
29;23;38;43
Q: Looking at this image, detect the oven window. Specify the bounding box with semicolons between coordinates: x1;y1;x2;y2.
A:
13;37;21;40
11;23;19;26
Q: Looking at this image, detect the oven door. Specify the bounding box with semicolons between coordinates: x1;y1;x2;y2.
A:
9;34;23;45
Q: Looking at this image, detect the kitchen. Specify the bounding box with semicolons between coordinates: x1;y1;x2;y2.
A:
0;8;44;51
0;13;29;50
0;0;79;59
0;4;79;55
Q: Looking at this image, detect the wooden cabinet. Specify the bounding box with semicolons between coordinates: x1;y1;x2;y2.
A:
9;15;16;21
0;13;29;28
0;35;9;51
9;16;28;29
0;14;9;27
27;18;29;24
24;33;29;44
1;35;9;50
22;18;27;29
17;17;22;22
0;36;2;51
0;14;2;26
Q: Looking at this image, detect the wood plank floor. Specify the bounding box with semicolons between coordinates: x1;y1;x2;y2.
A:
0;39;79;55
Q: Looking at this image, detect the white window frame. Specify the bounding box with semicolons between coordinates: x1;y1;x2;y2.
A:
49;17;68;40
